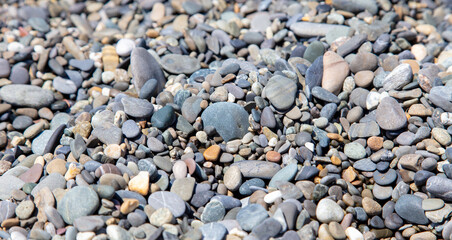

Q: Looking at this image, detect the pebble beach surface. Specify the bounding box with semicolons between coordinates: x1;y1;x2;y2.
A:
0;0;451;240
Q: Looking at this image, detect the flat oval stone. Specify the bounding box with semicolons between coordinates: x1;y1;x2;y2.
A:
53;77;78;94
373;169;397;186
394;194;428;225
372;184;393;200
0;85;54;108
344;142;366;159
311;86;340;104
10;65;29;84
199;222;227;240
28;17;50;32
148;191;186;217
426;176;452;201
0;175;24;200
316;198;344;223
69;59;94;72
182;96;202;123
57;186;99;224
161;54;200;74
239;178;266;195
236;204;269;231
73;216;105;232
263;75;297;111
18;164;42;183
422;198;445;211
353;159;376;172
122;120;140;139
0;59;10;78
269;164;298;188
151;105;176;129
305;56;323;90
232;160;281;180
295;166;320;180
201;102;249;142
201;201;225;223
121;97;154;118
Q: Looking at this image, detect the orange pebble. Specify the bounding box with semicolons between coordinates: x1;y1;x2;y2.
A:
266;151;281;163
203;145;221;161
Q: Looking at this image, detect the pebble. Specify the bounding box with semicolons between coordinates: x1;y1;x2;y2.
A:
131;47;165;93
383;64;413;91
376;97;407;131
148;191;186;218
322;51;349;95
116;38;135;57
57;186;99;224
232;160;281;179
394;194;429;225
316;199;344;223
151;105;176;129
201;102;249;142
0;59;10;78
199;222;227;240
344;142;366;159
161;54;200;74
0;1;447;239
122;97;154;118
149;208;173;227
0;85;54;108
236;204;269;231
224;166;242;191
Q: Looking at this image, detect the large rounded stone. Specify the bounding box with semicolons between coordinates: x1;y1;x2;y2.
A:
57;186;100;224
0;85;54;108
376;97;407;131
263;75;297;111
201;102;249;142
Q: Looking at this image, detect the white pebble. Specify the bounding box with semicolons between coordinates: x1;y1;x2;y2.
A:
7;42;24;52
268;137;278;147
33;45;44;54
102;87;110;97
305;142;315;152
366;91;380;110
196;131;208;143
441;112;452;125
116;38;135;57
345;227;364;240
227;93;235;102
264;190;282;203
76;232;96;240
102;71;115;84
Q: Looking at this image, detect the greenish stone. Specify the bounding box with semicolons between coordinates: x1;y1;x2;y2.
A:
151;105;176;129
23;182;37;194
344;142;366;160
303;41;325;63
92;185;115;199
269;163;298;188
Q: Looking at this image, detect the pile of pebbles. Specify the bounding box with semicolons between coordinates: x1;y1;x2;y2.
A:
0;0;451;239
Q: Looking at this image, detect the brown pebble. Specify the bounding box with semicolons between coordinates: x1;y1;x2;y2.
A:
38;107;54;120
367;136;383;151
354;70;374;88
327;133;344;142
266;151;281;163
342;167;357;183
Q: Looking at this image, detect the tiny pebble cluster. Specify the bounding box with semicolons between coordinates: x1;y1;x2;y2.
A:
0;0;451;240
